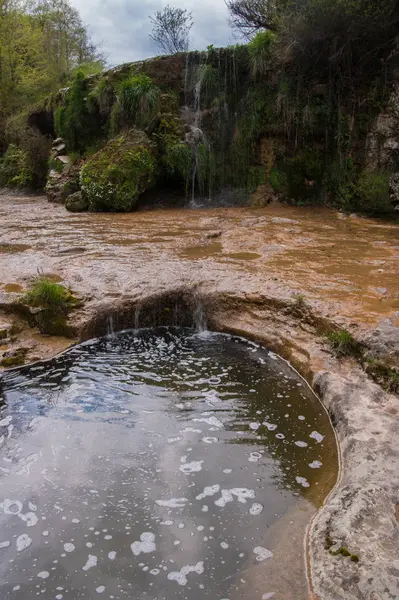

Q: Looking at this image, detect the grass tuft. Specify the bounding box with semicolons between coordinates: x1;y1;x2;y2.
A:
23;278;75;312
326;329;361;357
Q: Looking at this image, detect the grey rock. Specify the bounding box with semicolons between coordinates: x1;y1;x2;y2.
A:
65;191;88;213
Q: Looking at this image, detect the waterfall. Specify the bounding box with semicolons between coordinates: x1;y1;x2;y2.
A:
134;307;141;330
193;300;207;332
106;313;115;337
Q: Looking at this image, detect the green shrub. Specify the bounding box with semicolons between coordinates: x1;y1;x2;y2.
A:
354;171;392;214
326;330;361;357
269;167;288;193
23;277;75;311
116;74;160;130
48;157;64;173
248;30;276;78
54;71;97;153
80;129;157;212
0;144;33;188
89;77;115;117
164;142;193;183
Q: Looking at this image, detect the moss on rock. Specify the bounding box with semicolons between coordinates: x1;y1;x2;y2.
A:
80;128;157;212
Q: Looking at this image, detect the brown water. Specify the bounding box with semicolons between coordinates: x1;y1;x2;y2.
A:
0;196;397;328
0;327;337;600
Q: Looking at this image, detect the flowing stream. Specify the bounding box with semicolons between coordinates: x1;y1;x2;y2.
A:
0;327;337;600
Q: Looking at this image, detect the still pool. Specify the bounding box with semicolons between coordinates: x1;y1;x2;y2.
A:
0;328;338;600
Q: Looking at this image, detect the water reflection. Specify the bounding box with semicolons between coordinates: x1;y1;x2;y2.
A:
0;328;337;600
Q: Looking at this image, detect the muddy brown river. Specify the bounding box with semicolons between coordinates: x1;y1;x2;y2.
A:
0;327;337;600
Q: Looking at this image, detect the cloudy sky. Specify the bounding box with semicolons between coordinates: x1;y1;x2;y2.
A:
70;0;234;66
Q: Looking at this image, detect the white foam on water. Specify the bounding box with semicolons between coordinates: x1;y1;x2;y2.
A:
223;469;232;474
13;585;21;591
37;571;50;579
168;436;183;443
104;535;112;540
197;525;204;531
276;433;285;440
82;554;98;571
28;501;37;511
56;595;63;600
249;452;262;463
2;499;23;515
249;503;264;516
0;416;12;427
0;540;11;548
253;547;274;562
96;586;105;593
294;441;308;447
108;551;116;560
150;568;160;575
167;562;204;586
296;476;310;488
262;593;276;599
42;531;49;537
202;437;219;444
181;427;202;434
215;488;255;507
193;417;224;429
298;416;305;421
310;431;324;443
160;520;174;525
16;534;32;552
72;518;80;523
19;511;38;527
131;532;156;556
202;505;209;512
156;498;187;508
221;542;229;549
64;543;75;553
179;461;204;474
196;485;220;500
250;423;261;430
309;461;323;469
263;422;277;431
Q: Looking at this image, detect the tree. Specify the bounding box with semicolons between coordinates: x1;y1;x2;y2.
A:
226;0;279;38
149;5;193;54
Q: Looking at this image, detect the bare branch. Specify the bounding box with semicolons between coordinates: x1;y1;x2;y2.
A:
149;5;193;54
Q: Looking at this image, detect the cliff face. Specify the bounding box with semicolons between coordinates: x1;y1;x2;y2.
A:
4;45;399;214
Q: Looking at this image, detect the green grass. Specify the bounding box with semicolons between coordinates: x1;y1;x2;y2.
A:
23;277;75;312
326;329;361;357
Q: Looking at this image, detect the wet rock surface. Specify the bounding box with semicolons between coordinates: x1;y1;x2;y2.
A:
0;195;398;600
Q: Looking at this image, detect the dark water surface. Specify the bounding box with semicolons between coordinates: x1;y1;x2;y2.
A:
0;328;337;600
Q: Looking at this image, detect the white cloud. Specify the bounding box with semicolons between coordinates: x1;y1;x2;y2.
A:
70;0;234;66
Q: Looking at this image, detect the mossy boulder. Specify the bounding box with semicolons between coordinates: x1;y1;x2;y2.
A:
65;191;88;212
80;129;157;212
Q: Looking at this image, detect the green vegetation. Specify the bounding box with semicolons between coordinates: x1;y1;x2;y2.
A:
23;278;76;312
364;360;399;394
22;276;78;336
354;171;392;214
80;129;157;211
0;349;27;368
326;330;361;357
0;145;32;188
54;71;97;152
247;30;276;78
112;75;161;133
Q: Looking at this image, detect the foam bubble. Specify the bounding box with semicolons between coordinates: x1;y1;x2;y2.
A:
179;461;204;474
215;488;255;507
64;543;75;553
0;540;10;549
16;534;32;552
296;476;310;488
309;461;322;469
193;417;224;429
82;554;98;571
294;441;308;448
167;562;204;586
310;431;324;443
249;503;264;516
96;586;105;594
108;551;116;560
37;571;50;579
196;485;220;500
131;532;156;556
202;437;219;444
156;498;187;508
253;546;273;562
